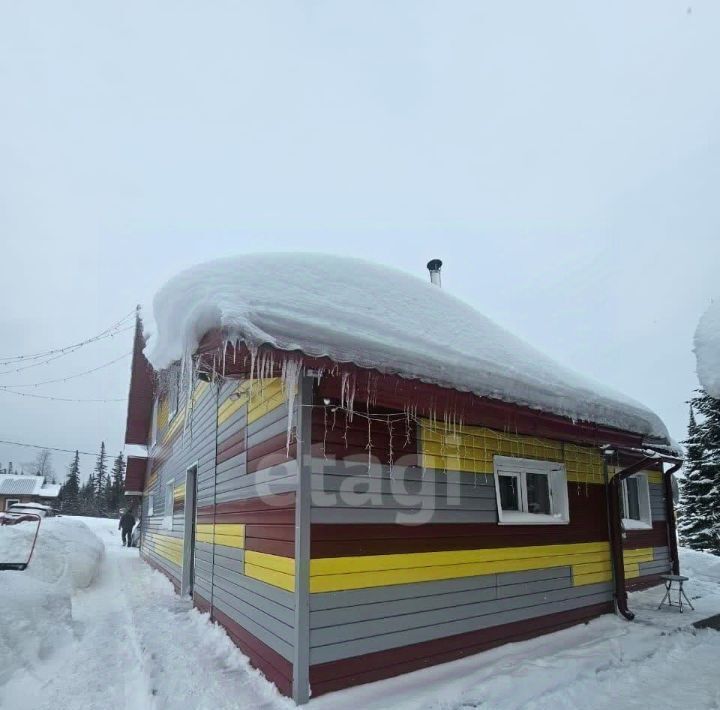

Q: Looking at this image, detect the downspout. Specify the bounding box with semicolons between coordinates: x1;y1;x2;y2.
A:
605;454;656;621
663;461;682;576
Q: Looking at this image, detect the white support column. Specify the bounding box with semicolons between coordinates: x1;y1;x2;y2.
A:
292;374;313;704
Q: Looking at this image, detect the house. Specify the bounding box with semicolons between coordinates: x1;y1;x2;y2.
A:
124;254;682;704
0;474;61;511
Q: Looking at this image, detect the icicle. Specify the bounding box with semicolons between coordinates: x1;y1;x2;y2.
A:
388;417;394;470
247;344;258;403
280;356;302;456
340;370;356;422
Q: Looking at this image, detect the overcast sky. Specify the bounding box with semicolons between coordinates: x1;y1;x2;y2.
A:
1;2;718;482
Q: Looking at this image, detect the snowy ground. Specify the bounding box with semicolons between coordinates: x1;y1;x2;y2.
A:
1;518;719;710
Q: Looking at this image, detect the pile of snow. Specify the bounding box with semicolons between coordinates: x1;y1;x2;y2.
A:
0;517;104;685
146;254;670;441
694;298;720;398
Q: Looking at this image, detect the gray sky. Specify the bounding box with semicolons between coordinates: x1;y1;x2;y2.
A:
1;2;718;482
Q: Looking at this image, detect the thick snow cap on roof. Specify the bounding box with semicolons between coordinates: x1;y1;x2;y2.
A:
146;253;670;441
694;298;720;398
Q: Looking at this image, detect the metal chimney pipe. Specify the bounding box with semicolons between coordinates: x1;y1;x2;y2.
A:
426;259;443;287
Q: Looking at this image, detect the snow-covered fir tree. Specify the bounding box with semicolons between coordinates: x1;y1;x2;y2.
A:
678;394;720;555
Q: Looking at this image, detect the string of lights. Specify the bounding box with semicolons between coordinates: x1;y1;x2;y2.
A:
0;439;108;458
0;309;135;366
0;325;134;376
0;351;132;389
0;389;126;403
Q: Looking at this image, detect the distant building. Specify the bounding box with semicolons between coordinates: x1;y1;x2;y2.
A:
0;474;61;511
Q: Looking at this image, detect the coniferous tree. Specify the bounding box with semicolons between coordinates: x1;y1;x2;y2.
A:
62;451;81;511
109;453;126;512
82;473;95;505
93;442;108;503
7;461;14;475
678;395;720;555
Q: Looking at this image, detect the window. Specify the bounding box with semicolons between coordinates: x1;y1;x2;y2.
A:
621;473;652;529
5;498;20;511
163;479;174;530
147;494;154;517
493;456;569;525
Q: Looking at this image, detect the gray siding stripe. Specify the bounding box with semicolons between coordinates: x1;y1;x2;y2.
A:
211;596;294;661
310;580;610;645
309;585;612;664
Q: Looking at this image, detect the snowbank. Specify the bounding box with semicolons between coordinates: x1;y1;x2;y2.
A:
0;517;104;685
694;298;720;398
146;254;670;441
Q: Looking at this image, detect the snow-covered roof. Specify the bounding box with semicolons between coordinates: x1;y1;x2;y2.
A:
6;501;54;510
694;298;720;399
0;475;60;498
146;253;670;442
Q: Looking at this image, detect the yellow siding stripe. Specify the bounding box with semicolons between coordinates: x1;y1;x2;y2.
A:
244;550;295;591
173;483;186;501
308;542;612;593
247;378;286;424
217;378;294;426
623;547;654;579
194;523;245;548
418;420;606;484
145;532;183;566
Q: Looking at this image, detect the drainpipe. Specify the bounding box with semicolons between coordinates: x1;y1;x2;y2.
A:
663;461;682;576
605;454;656;621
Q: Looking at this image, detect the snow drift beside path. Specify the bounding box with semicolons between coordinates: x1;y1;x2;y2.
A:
695;298;720;398
146;253;670;441
0;518;104;685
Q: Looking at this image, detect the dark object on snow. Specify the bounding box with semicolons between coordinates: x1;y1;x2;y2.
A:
0;512;42;571
119;511;135;547
119;511;135;530
693;613;720;631
658;574;694;613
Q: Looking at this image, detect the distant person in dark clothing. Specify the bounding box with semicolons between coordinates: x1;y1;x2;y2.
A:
119;510;135;547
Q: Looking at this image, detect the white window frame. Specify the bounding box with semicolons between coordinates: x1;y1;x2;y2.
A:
621;472;652;530
5;498;20;511
147;494;154;517
163;478;174;530
493;455;570;525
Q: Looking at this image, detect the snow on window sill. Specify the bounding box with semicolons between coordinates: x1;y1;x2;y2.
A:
497;511;570;526
622;518;653;530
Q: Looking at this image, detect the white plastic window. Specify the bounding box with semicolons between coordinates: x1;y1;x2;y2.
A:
493;456;569;525
621;473;652;530
147;494;154;517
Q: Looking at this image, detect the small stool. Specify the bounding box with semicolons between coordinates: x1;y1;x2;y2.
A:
658;574;694;613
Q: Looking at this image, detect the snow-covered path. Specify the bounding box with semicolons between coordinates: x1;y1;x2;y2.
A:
2;518;720;710
1;518;289;710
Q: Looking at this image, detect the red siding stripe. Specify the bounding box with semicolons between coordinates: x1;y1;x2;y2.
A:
623;522;668;549
210;606;293;697
309;602;613;697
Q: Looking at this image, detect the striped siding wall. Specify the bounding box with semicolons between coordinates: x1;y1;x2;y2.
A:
191;376;299;696
306;401;619;696
141;376;216;591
